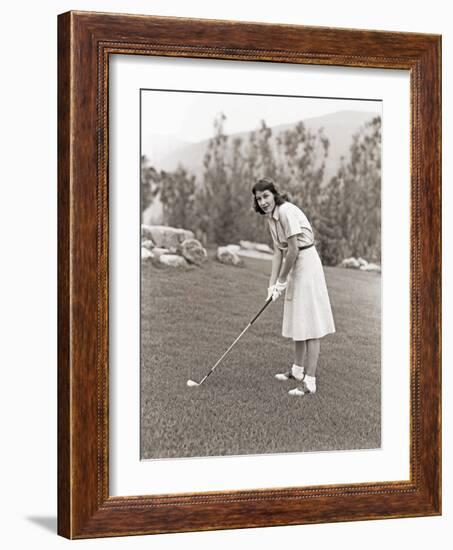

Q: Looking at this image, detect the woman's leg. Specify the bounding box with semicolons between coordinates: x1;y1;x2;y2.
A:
286;340;306;380
289;338;320;396
294;340;307;369
305;338;320;377
275;340;305;380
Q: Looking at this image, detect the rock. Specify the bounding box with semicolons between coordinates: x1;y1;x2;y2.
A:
255;243;273;254
141;225;194;249
141;225;155;240
141;247;154;261
216;246;243;267
360;263;381;273
236;241;273;259
226;244;241;253
141;239;154;250
357;257;368;267
178;239;207;265
236;249;273;261
239;240;273;254
239;240;271;252
340;257;361;269
159;254;188;268
239;240;256;250
152;247;170;258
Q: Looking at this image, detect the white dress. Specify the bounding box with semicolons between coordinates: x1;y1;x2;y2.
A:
268;202;335;341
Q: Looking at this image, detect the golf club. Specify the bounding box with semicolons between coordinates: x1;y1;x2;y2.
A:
187;296;273;387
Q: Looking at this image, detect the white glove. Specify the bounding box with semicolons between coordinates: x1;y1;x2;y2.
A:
267;285;275;301
271;279;287;301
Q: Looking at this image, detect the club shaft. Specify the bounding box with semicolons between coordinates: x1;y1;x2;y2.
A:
250;297;272;324
195;298;273;386
198;324;251;385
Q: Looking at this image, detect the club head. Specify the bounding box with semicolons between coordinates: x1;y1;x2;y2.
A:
186;379;200;387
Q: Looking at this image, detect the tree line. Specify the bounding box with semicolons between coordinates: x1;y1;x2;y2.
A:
141;114;381;266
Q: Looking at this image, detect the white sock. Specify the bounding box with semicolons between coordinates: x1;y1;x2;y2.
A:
291;364;305;381
304;375;316;393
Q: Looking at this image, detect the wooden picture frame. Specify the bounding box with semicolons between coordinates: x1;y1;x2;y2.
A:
58;11;441;539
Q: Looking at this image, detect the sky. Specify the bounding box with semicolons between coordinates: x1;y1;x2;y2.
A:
141;89;381;144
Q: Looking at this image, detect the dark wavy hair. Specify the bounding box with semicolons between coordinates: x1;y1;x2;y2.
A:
252;177;289;215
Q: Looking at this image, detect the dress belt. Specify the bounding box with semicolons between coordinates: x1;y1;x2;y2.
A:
298;243;315;251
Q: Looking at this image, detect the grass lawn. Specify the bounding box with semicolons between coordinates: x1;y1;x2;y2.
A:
140;254;381;459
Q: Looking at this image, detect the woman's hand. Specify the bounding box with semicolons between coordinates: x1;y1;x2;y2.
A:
267;285;275;301
271;279;288;301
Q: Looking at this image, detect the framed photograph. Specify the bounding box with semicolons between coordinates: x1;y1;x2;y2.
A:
58;11;441;538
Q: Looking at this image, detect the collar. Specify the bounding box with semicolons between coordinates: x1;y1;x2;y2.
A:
271;204;280;221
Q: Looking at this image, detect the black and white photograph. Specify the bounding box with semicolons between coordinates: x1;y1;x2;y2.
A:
1;0;447;546
140;89;382;460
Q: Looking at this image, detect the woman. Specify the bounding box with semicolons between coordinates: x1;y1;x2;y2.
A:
252;177;335;396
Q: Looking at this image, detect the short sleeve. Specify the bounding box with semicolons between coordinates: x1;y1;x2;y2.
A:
267;219;279;249
279;204;305;239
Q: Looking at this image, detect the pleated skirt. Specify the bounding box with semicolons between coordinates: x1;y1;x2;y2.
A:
282;247;336;341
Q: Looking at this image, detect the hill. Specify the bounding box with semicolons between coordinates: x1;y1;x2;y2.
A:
142;109;379;183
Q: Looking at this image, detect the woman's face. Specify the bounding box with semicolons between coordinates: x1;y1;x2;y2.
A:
255;189;276;215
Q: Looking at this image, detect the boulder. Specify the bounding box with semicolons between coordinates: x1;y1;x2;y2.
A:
255;243;273;254
141;225;155;241
141;239;154;250
357;257;369;267
226;244;241;253
141;247;154;261
236;249;273;261
235;241;273;259
216;246;243;267
340;257;361;269
178;239;207;265
239;240;252;250
360;263;381;273
152;247;170;258
159;254;188;268
241;240;262;250
141;225;194;249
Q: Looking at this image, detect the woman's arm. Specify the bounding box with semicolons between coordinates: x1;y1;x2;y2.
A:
277;235;298;282
269;247;283;288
